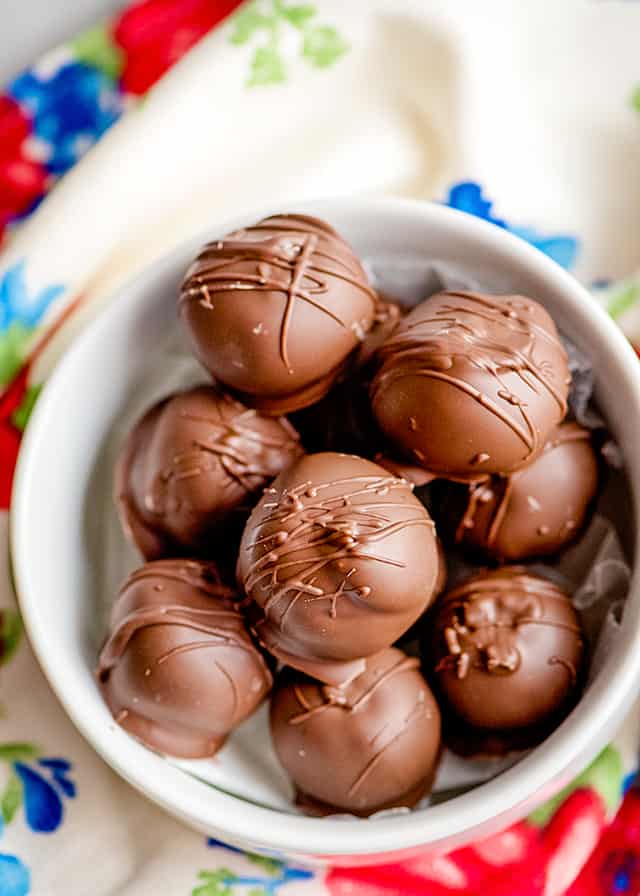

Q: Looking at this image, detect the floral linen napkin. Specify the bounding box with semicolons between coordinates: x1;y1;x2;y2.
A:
1;2;640;894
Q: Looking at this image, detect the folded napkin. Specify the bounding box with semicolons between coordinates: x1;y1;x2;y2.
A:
1;2;640;894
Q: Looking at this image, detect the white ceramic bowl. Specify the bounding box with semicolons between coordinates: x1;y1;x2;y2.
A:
12;198;640;865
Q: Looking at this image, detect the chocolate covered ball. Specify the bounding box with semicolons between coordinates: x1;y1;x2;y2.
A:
371;291;570;477
98;559;272;758
455;422;599;562
270;648;441;816
427;568;584;736
116;385;303;560
238;452;440;685
180;215;378;414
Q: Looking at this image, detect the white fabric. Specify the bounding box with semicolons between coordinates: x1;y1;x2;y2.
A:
1;2;639;893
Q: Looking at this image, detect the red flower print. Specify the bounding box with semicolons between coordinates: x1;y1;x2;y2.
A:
0;94;48;243
0;96;30;160
0;365;30;509
566;785;640;894
113;0;242;95
325;790;607;896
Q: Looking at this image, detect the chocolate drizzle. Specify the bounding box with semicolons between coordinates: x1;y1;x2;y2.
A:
289;656;421;724
243;474;433;627
146;394;301;510
429;567;584;734
269;648;441;815
116;386;302;560
98;567;254;677
371;291;570;476
454;422;598;561
436;571;579;679
98;559;272;759
238;453;440;686
180;214;377;378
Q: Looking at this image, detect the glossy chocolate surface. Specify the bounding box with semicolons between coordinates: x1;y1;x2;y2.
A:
270;647;441;815
238;452;440;685
180;215;378;413
98;559;272;758
116;385;302;560
427;567;584;734
371;291;570;476
455;422;599;561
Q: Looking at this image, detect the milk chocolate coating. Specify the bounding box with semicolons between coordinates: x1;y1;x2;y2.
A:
116;385;303;561
238;452;440;686
270;647;441;816
427;567;584;735
98;559;272;758
455;422;599;562
180;215;378;414
371;291;570;477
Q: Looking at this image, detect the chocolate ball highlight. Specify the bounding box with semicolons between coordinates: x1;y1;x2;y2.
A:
455;422;599;562
238;452;440;685
180;214;378;413
427;567;584;734
270;647;441;816
371;291;570;477
116;385;303;560
98;559;272;758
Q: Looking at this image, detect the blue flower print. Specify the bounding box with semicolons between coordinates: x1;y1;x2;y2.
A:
0;853;30;896
445;181;507;228
444;181;579;270
0;261;64;333
0;745;76;835
196;840;314;894
13;760;75;833
8;61;123;177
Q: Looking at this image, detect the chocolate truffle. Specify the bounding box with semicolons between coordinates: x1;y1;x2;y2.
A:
455;422;599;562
98;559;272;758
371;291;570;477
428;568;584;736
238;452;440;685
116;385;303;560
180;215;378;414
270;647;441;816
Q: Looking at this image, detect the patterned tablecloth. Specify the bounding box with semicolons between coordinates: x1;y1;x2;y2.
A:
1;1;640;893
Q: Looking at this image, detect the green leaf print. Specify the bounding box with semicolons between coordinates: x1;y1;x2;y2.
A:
302;24;348;68
1;771;22;824
0;322;33;388
0;743;41;763
11;384;42;432
277;2;315;29
632;84;640;112
71;23;125;81
529;745;623;826
246;852;283;874
229;0;348;84
192;868;238;896
230;2;273;45
606;280;640;321
0;609;22;666
248;46;287;86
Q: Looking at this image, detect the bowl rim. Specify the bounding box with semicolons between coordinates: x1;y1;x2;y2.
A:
11;196;640;857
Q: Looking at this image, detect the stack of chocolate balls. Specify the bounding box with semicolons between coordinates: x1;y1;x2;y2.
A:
99;213;598;817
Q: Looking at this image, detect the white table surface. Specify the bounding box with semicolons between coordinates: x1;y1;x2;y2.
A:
1;0;122;83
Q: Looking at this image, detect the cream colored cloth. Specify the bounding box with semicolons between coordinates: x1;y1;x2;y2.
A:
1;2;639;894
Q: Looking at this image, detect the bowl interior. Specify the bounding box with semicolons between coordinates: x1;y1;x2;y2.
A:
12;198;640;858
